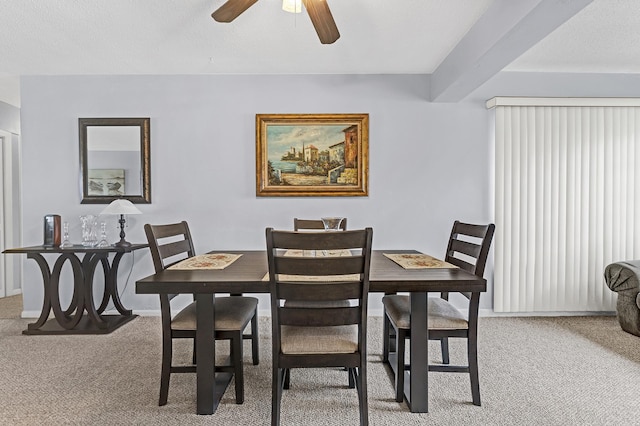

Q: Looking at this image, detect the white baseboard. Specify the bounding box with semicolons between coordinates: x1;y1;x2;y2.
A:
21;308;616;319
479;308;616;317
132;308;617;318
20;309;165;319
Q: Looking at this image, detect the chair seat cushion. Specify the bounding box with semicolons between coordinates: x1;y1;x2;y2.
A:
382;295;468;330
172;296;258;331
281;325;358;354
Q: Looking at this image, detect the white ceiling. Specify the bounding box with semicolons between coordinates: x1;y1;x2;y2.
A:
1;0;639;106
505;0;640;73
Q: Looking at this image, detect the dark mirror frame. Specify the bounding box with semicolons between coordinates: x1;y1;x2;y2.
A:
79;117;151;204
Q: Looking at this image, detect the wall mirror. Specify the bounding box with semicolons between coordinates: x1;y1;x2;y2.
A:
79;117;151;204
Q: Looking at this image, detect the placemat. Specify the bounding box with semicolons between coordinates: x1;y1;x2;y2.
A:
262;273;361;282
383;253;457;269
262;249;358;281
168;253;242;270
284;249;352;257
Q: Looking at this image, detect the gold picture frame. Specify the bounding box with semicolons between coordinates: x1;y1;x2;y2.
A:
256;113;369;197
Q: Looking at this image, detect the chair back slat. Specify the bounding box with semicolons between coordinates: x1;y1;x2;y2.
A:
158;239;194;265
280;307;360;326
294;218;347;231
149;223;190;239
271;230;366;250
449;239;481;259
277;281;362;301
274;256;365;276
452;221;490;239
446;256;475;274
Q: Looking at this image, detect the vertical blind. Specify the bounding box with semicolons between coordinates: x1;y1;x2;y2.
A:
490;98;640;312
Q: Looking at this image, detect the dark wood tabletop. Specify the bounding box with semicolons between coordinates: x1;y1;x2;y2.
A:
136;250;486;294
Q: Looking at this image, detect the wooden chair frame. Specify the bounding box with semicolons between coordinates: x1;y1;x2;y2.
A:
266;227;373;426
382;221;495;406
145;221;259;406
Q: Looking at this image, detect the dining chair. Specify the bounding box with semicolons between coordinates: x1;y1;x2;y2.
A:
381;220;495;405
293;217;347;231
266;227;373;426
144;221;259;406
291;216;350;386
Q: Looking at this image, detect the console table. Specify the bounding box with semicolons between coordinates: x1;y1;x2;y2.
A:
3;244;148;335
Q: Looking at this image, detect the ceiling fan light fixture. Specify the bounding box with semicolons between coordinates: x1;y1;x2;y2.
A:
212;0;338;44
282;0;302;14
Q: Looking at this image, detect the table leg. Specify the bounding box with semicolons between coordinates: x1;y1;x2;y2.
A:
97;257;112;314
49;253;85;329
104;252;133;315
195;294;235;415
407;292;429;412
25;253;54;331
196;293;216;415
62;256;82;317
82;252;111;329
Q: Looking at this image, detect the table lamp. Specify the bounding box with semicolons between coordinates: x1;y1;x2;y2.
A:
100;199;142;247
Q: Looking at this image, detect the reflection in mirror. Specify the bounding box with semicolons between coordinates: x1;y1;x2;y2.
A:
79;118;151;204
87;126;141;196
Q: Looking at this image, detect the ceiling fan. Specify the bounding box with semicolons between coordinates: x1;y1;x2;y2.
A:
211;0;340;44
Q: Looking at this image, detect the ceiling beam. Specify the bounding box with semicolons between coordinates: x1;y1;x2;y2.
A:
429;0;595;103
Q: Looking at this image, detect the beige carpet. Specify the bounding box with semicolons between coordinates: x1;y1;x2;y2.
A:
0;294;22;319
0;314;638;425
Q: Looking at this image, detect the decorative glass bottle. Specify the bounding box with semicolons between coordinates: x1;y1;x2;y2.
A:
321;217;344;231
80;214;98;247
61;221;73;247
96;222;110;247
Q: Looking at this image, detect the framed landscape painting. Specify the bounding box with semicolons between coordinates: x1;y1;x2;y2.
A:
256;113;369;197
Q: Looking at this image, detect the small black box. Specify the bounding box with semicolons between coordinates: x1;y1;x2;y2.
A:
44;215;61;247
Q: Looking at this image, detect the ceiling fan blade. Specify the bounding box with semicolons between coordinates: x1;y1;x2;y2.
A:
302;0;340;44
212;0;259;23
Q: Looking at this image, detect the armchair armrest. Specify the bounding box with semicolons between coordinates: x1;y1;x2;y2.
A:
604;260;640;337
604;260;640;296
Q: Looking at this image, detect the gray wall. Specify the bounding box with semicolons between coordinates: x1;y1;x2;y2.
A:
18;74;492;315
12;71;640;315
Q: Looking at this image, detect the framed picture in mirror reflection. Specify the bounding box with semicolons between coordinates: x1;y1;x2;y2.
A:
88;169;125;197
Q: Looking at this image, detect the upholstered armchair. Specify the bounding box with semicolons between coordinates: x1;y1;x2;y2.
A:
604;260;640;337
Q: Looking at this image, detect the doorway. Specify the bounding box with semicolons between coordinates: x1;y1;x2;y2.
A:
0;128;21;298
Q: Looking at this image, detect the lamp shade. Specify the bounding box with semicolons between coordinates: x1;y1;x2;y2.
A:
100;199;142;216
282;0;302;13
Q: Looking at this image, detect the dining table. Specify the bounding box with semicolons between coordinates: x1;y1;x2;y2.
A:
135;249;486;415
